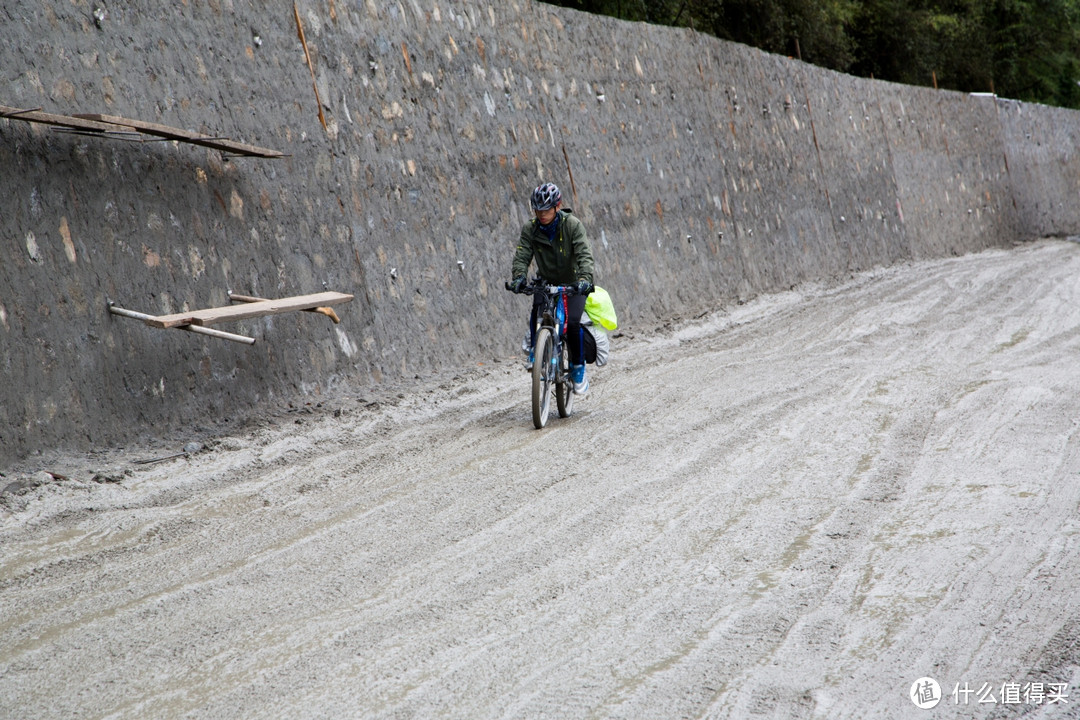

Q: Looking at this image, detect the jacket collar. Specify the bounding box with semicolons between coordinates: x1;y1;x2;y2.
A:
534;210;563;245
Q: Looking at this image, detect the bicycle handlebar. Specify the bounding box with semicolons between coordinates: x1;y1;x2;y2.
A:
505;279;588;296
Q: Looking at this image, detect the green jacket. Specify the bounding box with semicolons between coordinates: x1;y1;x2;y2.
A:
512;209;594;286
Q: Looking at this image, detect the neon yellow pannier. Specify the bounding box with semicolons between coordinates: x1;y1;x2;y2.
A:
585;286;618;331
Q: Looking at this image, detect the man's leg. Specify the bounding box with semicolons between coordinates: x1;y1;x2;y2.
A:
565;294;589;393
565;294;587;365
523;295;542;369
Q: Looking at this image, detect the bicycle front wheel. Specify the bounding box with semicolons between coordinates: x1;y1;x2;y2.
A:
531;327;554;429
556;338;574;418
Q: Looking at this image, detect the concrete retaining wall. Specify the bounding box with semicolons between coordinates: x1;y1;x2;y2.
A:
3;0;1080;463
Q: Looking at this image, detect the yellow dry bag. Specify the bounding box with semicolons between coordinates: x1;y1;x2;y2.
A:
585;286;618;331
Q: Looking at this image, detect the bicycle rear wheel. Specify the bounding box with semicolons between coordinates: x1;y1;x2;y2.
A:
531;327;554;428
556;339;574;418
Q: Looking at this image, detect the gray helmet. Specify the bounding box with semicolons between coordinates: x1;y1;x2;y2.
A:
530;182;562;211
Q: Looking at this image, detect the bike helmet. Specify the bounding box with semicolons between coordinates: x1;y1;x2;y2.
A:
530;182;562;211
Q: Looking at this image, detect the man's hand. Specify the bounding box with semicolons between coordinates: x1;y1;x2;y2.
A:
511;275;527;293
574;279;593;296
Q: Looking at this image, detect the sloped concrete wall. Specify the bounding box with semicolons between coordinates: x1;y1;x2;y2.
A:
997;99;1080;237
2;0;1080;463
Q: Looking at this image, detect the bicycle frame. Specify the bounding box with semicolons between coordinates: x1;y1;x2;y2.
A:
535;285;569;353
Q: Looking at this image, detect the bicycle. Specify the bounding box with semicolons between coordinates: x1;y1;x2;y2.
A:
506;278;583;429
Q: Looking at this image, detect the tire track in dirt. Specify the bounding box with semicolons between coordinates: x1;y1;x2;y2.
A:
3;240;1080;719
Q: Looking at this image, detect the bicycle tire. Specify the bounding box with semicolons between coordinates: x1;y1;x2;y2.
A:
532;327;554;429
556;338;574;418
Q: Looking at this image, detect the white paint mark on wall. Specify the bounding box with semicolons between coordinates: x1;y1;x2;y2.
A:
25;232;40;263
336;327;358;357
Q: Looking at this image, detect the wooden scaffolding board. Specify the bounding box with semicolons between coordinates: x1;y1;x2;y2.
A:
147;292;353;328
0;105;132;134
73;113;285;158
1;104;283;158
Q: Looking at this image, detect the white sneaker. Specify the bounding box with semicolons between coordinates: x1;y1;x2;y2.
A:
571;364;588;394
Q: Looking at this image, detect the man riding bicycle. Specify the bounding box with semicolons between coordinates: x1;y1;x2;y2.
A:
510;182;595;394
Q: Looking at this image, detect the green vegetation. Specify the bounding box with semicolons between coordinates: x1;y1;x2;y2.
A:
542;0;1080;108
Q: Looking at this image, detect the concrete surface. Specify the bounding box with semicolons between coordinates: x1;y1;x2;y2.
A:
5;1;1080;463
2;239;1079;718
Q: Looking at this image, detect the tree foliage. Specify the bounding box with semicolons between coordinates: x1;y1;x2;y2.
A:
542;0;1080;108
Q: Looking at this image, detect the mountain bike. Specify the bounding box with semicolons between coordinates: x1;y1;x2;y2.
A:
506;279;582;429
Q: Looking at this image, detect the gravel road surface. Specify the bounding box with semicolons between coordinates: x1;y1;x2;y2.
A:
3;239;1080;719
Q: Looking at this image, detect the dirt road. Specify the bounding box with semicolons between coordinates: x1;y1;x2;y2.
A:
3;240;1079;719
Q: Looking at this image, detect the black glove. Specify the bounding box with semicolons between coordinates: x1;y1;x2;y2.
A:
511;275;527;293
574;279;593;296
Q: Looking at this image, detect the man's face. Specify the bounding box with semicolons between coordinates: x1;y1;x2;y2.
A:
534;203;559;225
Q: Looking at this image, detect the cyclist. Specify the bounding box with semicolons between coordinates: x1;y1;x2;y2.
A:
510;182;595;394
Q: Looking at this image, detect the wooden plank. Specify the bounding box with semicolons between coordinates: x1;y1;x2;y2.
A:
73;113;284;158
2;106;282;158
0;105;132;134
146;292;353;328
228;292;341;323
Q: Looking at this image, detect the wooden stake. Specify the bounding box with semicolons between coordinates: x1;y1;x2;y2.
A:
294;3;327;130
561;144;579;210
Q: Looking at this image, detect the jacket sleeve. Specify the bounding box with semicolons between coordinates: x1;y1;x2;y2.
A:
511;223;535;279
568;216;595;284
